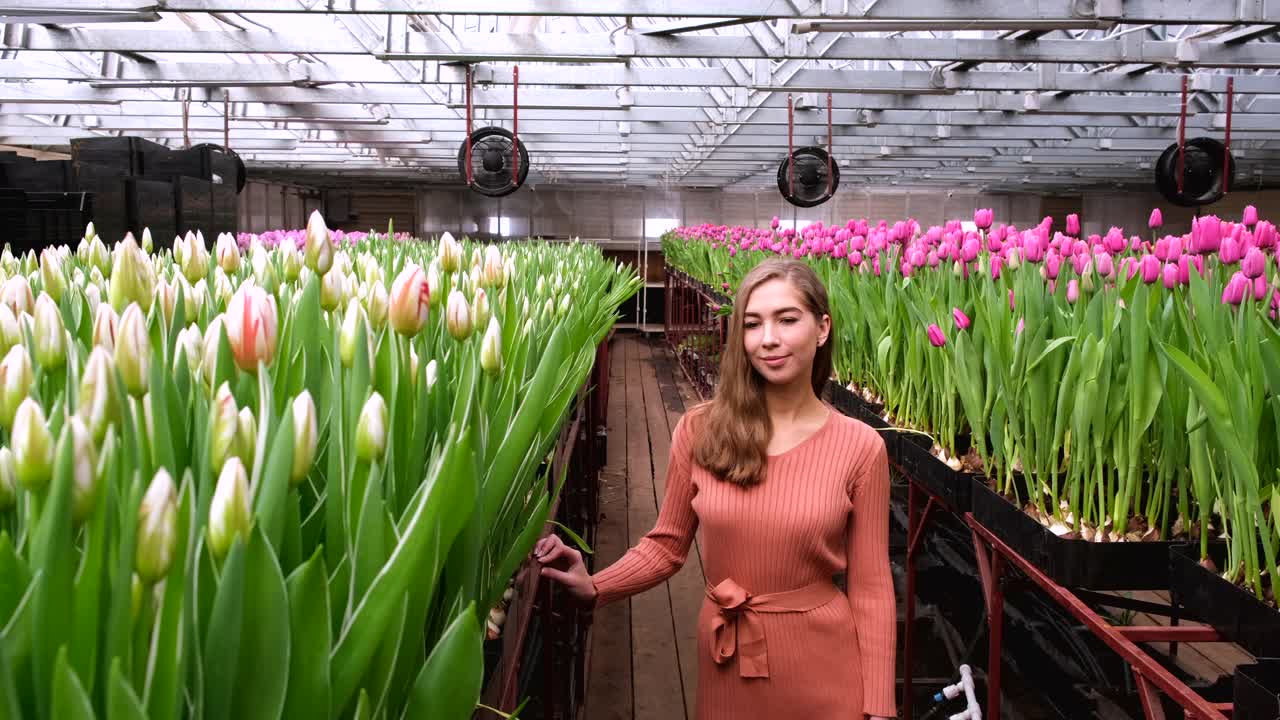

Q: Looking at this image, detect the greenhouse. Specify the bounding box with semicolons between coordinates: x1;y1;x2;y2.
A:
0;2;1279;719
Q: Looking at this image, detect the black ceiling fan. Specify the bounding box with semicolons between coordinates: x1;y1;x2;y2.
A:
778;93;839;208
457;65;529;197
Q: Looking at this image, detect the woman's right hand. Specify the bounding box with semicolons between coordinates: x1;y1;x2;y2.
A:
533;534;597;604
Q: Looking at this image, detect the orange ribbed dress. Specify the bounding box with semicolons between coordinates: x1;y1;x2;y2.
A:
591;407;897;719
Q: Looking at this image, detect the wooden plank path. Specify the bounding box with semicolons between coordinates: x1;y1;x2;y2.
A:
584;334;705;720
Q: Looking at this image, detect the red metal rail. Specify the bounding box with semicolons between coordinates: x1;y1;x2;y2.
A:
966;514;1231;720
663;266;729;400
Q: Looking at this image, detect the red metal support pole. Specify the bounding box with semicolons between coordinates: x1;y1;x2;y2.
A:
1177;75;1188;195
1223;76;1234;193
826;91;834;196
465;65;474;187
512;65;520;185
903;482;919;720
787;93;795;199
988;552;1005;720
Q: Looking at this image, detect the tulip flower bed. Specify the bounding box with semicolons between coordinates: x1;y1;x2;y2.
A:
0;212;641;720
664;208;1280;594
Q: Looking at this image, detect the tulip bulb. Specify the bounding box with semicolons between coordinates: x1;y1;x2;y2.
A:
208;457;251;561
136;469;178;583
355;392;388;462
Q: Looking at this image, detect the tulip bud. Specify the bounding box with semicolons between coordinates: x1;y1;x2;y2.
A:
200;316;224;388
77;347;118;442
115;303;151;397
31;294;65;371
952;308;971;331
87;303;118;353
0;345;32;432
39;248;65;302
236;407;256;467
304;209;334;276
173;324;202;375
473;288;491;331
215;233;241;274
1243;247;1267;280
152;278;177;327
557;292;571;318
446;290;473;341
426;261;443;306
319;267;347;313
482;245;505;288
289;391;318;487
1066;278;1081;304
213;268;234;307
0;447;15;512
355;392;388;463
389;263;430;337
438;232;462;274
926;323;947;348
224;283;279;373
363;281;388;331
425;358;437;390
12;398;53;491
1;275;33;316
210;382;238;474
208;457;250;562
84;221;97;243
503;257;516;286
135;468;178;583
138;227;153;254
480;316;503;376
469;266;483;294
338;298;372;369
1244;205;1259;227
0;304;20;354
109;234;156;312
64;416;99;525
280;242;303;282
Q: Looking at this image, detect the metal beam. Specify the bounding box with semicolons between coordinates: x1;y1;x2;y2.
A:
17;28;1280;68
19;0;1280;24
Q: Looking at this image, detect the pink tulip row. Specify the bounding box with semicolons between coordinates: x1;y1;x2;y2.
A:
235;228;415;251
671;205;1280;311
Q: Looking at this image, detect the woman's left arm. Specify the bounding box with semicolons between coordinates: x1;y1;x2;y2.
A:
847;433;897;719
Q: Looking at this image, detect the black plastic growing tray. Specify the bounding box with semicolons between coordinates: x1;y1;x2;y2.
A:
1170;543;1280;659
1234;660;1280;720
896;433;972;513
971;478;1180;590
825;381;889;429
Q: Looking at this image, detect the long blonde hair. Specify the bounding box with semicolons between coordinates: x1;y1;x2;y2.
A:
690;259;834;487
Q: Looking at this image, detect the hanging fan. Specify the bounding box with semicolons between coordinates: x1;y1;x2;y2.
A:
1154;76;1236;208
1154;138;1234;207
778;93;839;208
457;65;529;197
777;147;840;208
457;127;529;197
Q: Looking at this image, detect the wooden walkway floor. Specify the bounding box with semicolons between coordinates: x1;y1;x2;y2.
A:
584;333;705;720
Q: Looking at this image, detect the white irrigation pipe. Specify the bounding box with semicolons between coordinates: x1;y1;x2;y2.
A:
933;664;982;720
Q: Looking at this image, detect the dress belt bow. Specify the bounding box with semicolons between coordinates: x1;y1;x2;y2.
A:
704;577;840;679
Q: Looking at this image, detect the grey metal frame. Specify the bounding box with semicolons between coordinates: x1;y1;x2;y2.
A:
2;2;1279;192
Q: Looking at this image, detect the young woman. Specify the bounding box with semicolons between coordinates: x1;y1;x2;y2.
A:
535;258;896;720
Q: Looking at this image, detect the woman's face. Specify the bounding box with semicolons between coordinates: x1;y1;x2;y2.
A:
741;278;830;387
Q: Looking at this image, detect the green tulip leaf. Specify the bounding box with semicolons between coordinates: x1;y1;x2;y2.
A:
403;602;483;720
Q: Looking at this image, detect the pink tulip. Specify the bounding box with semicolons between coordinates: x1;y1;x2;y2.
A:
1161;263;1179;290
1139;254;1161;284
926;324;947;347
1154;237;1172;261
1242;247;1267;279
927;250;940;268
1066;279;1080;304
990;256;1003;280
900;261;914;277
1121;256;1139;282
1066;214;1080;237
1254;275;1270;301
1219;236;1242;265
1244;205;1259;227
224;284;279;373
1044;251;1062;280
1222;272;1250;305
1255;221;1277;249
1094;253;1115;280
1194;215;1222;253
1149;208;1163;229
1008;289;1016;311
962;237;980;262
849;250;863;267
952;308;971;331
1177;255;1192;285
1015;318;1025;336
1104;228;1126;254
974;208;994;230
770;216;780;230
